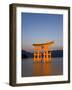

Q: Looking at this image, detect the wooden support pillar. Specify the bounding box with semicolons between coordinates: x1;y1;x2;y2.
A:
33;46;42;62
34;50;37;61
37;50;40;61
43;45;52;62
43;50;48;62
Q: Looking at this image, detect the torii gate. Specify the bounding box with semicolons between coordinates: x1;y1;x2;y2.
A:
32;41;54;62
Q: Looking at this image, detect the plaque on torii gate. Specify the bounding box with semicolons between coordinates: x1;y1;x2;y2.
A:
32;41;54;62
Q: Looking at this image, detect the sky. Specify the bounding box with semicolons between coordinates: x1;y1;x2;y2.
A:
21;13;63;52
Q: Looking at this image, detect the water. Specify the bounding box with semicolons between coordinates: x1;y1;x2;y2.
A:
22;58;63;77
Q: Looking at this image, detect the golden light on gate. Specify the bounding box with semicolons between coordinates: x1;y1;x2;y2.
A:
32;41;54;62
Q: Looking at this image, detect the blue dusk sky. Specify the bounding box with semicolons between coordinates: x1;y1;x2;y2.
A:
21;13;63;52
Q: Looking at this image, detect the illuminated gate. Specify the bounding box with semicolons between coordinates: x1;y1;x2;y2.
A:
32;41;54;62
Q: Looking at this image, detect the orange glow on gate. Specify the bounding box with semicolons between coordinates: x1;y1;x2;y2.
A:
32;41;54;62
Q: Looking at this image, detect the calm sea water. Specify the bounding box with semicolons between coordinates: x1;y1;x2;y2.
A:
22;58;63;77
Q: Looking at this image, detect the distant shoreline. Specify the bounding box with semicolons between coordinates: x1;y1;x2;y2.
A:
22;50;63;59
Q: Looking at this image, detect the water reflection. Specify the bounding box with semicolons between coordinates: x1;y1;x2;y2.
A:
22;58;63;77
33;62;52;76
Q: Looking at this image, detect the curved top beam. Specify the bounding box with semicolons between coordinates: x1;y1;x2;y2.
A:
32;41;54;46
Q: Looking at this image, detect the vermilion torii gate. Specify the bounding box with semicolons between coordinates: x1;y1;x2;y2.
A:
32;41;54;62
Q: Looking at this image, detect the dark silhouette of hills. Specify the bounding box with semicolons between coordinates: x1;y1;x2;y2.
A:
22;50;63;59
22;50;33;58
51;50;63;57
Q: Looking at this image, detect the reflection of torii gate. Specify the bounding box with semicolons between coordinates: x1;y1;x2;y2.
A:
32;41;54;62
